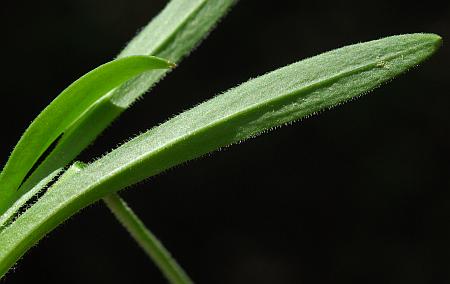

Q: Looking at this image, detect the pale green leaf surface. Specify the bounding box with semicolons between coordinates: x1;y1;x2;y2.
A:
0;168;62;231
0;33;441;277
16;99;123;200
17;0;237;201
112;0;237;107
0;56;172;214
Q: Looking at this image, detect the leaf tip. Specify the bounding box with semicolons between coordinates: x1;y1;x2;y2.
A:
168;61;177;68
432;34;443;50
420;33;442;53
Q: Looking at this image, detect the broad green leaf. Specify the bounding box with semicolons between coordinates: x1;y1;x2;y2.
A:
0;56;172;214
16;0;237;202
0;33;441;277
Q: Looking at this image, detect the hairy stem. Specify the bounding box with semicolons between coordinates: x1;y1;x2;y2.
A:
103;193;193;284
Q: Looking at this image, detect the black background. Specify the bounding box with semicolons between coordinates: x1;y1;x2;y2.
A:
1;1;449;283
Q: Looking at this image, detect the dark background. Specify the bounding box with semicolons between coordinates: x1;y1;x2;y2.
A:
1;1;449;283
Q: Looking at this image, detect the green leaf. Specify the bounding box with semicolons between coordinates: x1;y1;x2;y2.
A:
0;33;441;277
0;168;62;231
0;55;172;214
16;0;237;202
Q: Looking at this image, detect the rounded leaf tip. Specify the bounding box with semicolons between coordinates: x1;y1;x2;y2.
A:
422;33;443;51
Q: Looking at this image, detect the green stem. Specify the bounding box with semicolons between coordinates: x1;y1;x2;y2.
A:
103;193;193;284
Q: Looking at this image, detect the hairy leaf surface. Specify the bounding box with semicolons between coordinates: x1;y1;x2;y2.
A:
0;169;61;231
17;0;237;201
0;56;172;214
0;33;441;277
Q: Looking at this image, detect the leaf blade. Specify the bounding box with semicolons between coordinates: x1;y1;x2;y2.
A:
14;0;237;201
0;33;441;277
0;168;62;231
0;55;172;214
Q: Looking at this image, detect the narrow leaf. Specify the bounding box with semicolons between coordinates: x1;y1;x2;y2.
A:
16;0;237;199
0;56;172;214
0;33;441;277
0;168;62;231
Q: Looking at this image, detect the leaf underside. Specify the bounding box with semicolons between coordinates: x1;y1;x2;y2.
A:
0;33;441;276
